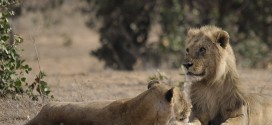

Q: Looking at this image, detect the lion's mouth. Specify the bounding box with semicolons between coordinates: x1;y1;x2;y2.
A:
187;71;205;76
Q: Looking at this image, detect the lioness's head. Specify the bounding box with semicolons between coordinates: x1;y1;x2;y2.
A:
183;25;235;83
148;81;191;124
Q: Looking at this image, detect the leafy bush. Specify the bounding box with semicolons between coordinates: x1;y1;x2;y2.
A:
88;0;272;69
88;0;156;70
0;0;51;100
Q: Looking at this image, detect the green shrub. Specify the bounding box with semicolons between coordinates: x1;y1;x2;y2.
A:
0;0;51;100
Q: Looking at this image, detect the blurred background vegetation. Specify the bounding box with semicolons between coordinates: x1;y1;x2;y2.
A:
11;0;272;70
87;0;272;70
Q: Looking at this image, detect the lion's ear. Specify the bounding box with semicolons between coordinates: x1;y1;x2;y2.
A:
165;88;174;102
216;30;229;48
147;80;160;89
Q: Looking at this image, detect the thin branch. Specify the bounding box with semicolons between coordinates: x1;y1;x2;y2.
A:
30;35;44;102
30;36;42;72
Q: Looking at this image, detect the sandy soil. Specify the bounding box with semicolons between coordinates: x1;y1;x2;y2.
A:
0;1;272;125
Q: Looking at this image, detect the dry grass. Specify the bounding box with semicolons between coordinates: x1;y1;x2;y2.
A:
0;69;271;125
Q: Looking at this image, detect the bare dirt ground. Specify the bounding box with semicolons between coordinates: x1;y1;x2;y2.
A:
0;2;272;125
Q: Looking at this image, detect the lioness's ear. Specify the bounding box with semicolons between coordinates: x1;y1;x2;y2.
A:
187;28;198;36
165;88;174;102
216;30;229;48
147;80;160;89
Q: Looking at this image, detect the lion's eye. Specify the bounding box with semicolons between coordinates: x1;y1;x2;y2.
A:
199;47;206;54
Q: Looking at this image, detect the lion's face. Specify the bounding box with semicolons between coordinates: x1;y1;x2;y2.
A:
171;87;191;123
183;26;230;82
148;81;191;124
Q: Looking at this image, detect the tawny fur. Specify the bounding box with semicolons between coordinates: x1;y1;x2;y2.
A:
184;25;272;125
26;82;191;125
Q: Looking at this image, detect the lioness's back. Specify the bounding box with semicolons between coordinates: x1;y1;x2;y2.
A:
26;101;113;125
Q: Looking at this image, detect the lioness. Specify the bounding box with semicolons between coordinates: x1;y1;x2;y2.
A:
183;25;272;125
26;81;191;125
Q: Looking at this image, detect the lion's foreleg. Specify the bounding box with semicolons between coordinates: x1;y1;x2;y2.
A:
221;116;247;125
221;106;249;125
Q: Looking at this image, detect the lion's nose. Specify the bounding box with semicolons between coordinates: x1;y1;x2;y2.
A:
183;62;193;69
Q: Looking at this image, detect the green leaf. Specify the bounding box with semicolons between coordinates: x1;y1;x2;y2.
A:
21;77;26;82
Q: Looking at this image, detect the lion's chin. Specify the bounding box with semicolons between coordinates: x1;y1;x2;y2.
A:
187;75;203;82
185;71;205;82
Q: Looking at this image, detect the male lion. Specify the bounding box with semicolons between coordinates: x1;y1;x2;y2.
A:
183;25;272;125
26;81;191;125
